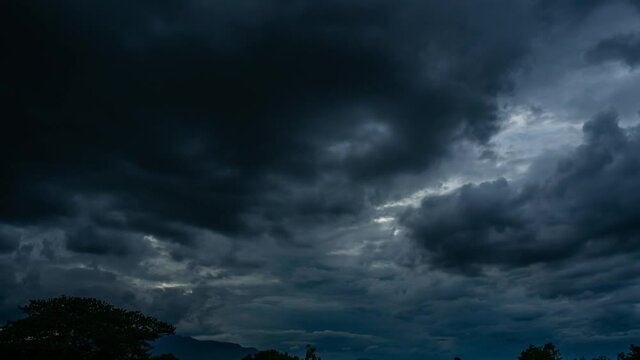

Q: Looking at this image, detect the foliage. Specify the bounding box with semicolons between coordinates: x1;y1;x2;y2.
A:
618;345;640;360
242;349;301;360
242;345;322;360
519;343;562;360
151;354;180;360
0;295;176;360
305;344;321;360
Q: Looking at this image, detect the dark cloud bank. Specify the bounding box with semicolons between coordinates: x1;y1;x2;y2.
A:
2;1;640;360
586;32;640;68
1;0;531;236
403;111;640;274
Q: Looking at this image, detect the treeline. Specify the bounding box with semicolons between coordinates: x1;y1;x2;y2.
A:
242;345;321;360
512;342;640;360
0;296;638;360
252;342;640;360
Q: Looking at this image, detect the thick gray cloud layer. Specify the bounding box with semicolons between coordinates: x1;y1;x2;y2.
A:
2;1;640;360
586;32;640;68
1;0;532;236
402;111;640;274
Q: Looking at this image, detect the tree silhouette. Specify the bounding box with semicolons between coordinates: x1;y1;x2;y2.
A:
242;345;322;360
618;345;640;360
151;355;180;360
519;343;562;360
242;349;300;360
0;295;176;360
305;344;321;360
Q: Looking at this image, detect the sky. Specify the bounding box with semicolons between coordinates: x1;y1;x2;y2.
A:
2;1;640;359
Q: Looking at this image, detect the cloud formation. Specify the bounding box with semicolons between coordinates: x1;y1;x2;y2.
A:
403;111;640;274
2;1;640;360
586;32;640;68
2;0;533;239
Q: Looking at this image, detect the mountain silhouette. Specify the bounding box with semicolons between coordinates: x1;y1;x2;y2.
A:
152;335;258;360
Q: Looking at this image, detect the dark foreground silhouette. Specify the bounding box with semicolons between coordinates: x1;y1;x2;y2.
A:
152;335;257;360
242;345;321;360
1;296;639;360
0;295;177;360
514;342;640;360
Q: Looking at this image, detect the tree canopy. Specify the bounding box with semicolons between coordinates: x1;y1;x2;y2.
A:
304;345;321;360
242;349;300;360
618;345;640;360
519;343;562;360
0;295;176;360
242;344;322;360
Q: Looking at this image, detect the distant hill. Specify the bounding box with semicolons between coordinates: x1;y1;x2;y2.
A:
152;335;258;360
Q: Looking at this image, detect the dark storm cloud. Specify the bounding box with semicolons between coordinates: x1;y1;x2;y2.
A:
0;226;20;254
536;0;640;18
65;227;149;256
1;0;534;241
536;0;609;16
586;32;640;68
4;1;640;359
402;111;640;274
